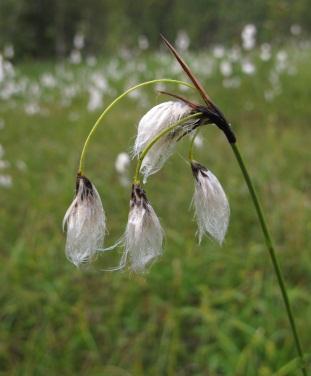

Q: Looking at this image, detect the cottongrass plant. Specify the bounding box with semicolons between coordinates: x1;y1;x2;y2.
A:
63;36;308;374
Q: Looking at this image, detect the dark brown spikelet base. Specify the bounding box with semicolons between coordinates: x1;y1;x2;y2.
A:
131;184;149;210
76;173;94;200
191;161;209;182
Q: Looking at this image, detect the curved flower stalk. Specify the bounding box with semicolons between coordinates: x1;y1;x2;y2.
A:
191;161;230;244
119;184;164;273
63;173;106;267
134;100;203;182
78;79;195;175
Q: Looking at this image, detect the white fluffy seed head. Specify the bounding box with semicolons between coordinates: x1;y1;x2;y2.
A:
63;174;106;267
140;136;176;183
134;101;192;155
121;184;164;273
133;101;193;182
191;162;230;245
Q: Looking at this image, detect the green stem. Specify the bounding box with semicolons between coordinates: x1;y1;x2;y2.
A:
188;129;200;161
133;113;202;184
231;143;307;376
78;79;195;174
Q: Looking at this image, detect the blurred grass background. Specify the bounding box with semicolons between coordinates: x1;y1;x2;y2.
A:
0;47;310;375
1;0;311;59
0;2;311;373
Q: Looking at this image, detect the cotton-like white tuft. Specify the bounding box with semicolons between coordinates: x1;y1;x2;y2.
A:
133;101;193;182
120;184;164;273
134;101;192;155
63;174;106;267
191;162;230;244
139;136;176;183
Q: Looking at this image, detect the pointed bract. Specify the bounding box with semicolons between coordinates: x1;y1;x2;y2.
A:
120;184;164;273
161;35;236;144
191;162;230;244
63;174;106;266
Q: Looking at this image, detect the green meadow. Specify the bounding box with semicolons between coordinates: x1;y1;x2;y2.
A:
0;47;310;375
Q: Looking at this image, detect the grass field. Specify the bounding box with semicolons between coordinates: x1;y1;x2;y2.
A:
0;44;310;375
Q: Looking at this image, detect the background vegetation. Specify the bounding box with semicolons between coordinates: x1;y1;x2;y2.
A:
0;0;311;58
0;1;310;375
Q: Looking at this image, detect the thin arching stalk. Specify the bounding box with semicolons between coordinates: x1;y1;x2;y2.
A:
78;79;195;174
188;129;200;161
231;143;307;376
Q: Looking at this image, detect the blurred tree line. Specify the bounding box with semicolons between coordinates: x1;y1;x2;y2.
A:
0;0;310;59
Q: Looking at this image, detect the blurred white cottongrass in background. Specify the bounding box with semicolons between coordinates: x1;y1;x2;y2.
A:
291;24;302;36
175;30;190;52
115;152;130;174
0;175;12;188
3;44;14;59
0;25;308;116
0;144;12;188
138;35;149;50
241;59;256;75
213;45;225;59
220;60;233;77
241;24;257;50
74;32;85;50
115;152;131;187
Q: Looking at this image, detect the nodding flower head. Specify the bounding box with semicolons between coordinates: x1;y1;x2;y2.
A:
134;101;192;155
191;161;230;245
134;101;202;182
120;184;164;273
63;173;106;267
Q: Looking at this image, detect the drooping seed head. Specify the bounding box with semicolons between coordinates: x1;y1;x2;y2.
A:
120;184;164;273
134;101;192;155
134;101;198;182
191;161;230;244
63;174;106;267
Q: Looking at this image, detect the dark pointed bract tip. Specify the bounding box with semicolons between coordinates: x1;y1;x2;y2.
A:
160;34;213;106
190;161;209;181
131;183;149;208
158;90;198;109
75;172;93;197
160;34;236;144
191;160;207;173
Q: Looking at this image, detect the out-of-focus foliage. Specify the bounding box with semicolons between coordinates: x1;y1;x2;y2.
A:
0;42;310;374
0;0;310;59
